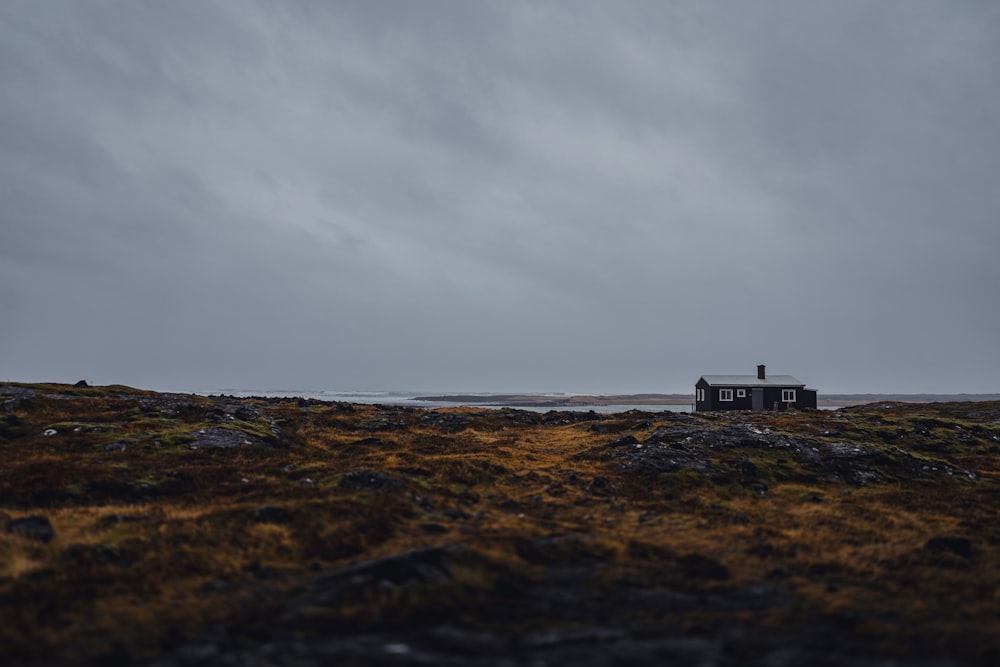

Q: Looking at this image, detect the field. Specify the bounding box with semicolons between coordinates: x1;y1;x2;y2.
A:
2;383;999;665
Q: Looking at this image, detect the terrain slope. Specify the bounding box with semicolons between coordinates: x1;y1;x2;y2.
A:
1;383;999;665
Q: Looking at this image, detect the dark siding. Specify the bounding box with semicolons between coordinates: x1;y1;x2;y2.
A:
695;378;711;412
715;387;752;410
696;380;815;412
800;389;818;409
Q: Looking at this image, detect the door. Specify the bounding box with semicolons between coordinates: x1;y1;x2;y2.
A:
752;388;764;411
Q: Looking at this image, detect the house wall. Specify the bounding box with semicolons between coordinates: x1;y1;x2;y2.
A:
800;389;818;409
695;378;710;411
713;386;753;411
695;381;816;412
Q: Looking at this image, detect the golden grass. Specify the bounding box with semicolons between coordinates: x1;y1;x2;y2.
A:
0;385;998;663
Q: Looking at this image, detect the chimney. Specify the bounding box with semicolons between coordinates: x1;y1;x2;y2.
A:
757;364;766;380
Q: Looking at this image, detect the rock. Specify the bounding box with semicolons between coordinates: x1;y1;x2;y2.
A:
610;439;709;474
738;458;760;478
251;505;293;524
234;405;262;421
205;409;230;423
5;414;21;425
418;412;474;431
187;428;270;449
8;515;55;542
677;553;730;580
247;560;276;579
43;428;58;437
339;470;404;491
793;441;886;485
73;380;89;387
924;537;973;558
586;476;615;495
105;442;128;452
420;523;448;534
282;546;455;621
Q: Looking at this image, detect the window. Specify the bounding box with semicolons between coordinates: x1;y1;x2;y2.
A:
719;389;734;401
782;389;796;402
696;388;705;401
736;389;746;398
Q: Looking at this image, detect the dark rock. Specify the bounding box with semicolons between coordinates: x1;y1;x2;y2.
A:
791;441;889;485
247;560;276;579
339;470;404;491
283;546;454;621
187;428;270;449
234;405;262;421
362;417;409;430
924;537;973;558
541;410;604;426
610;435;638;447
516;535;608;566
74;380;89;387
8;515;55;542
251;505;293;524
105;441;128;452
586;476;615;495
609;439;709;474
419;412;474;431
62;543;130;568
589;422;609;434
205;409;230;423
677;553;730;580
5;413;21;425
420;523;448;534
738;458;759;478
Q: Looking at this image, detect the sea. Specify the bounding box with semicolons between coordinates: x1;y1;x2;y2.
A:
194;390;696;414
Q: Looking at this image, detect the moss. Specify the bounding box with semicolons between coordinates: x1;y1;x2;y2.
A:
0;389;999;664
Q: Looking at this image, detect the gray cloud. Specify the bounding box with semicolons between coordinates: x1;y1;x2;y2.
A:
1;1;998;394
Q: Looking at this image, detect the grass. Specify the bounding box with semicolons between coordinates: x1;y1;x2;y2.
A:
0;384;998;664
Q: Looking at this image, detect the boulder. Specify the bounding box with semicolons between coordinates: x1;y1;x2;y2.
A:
924;537;973;558
339;470;404;491
251;505;293;524
187;428;270;449
234;405;263;422
8;515;55;542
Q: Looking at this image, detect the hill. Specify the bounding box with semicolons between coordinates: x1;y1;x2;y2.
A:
1;383;999;665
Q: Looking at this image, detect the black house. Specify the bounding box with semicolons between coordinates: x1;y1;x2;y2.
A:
695;365;817;412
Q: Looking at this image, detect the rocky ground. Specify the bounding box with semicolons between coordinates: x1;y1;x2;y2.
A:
1;383;999;665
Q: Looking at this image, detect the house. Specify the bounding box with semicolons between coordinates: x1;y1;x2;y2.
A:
695;365;817;412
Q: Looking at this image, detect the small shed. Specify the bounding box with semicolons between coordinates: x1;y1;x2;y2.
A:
695;365;817;412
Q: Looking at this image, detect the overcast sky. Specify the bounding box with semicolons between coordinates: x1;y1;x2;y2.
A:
2;1;998;395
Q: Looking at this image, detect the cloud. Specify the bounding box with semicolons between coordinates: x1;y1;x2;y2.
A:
1;1;998;393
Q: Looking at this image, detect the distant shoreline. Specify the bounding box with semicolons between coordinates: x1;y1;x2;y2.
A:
412;393;1000;408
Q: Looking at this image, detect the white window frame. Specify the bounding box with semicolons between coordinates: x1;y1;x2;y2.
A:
719;388;734;401
696;388;705;401
782;389;796;402
736;389;746;398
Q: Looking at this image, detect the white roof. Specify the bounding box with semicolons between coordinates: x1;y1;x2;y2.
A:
700;374;805;387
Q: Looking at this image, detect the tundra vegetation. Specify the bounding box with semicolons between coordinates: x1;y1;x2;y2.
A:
1;383;998;665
